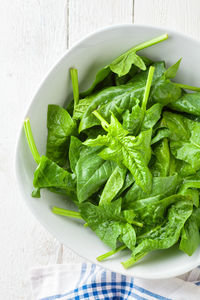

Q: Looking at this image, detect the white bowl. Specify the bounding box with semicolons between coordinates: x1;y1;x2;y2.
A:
15;24;200;279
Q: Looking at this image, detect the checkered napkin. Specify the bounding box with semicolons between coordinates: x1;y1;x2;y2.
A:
30;263;200;300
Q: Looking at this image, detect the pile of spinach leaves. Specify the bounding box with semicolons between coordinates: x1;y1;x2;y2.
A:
24;33;200;268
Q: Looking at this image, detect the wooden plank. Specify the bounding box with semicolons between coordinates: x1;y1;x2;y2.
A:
134;0;200;40
0;1;69;299
68;0;133;46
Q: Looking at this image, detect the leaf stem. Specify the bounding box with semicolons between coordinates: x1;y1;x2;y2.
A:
96;245;126;262
70;68;79;109
93;110;109;130
24;118;41;164
132;220;143;228
133;34;168;53
174;83;200;92
52;206;82;219
122;252;148;269
142;66;155;111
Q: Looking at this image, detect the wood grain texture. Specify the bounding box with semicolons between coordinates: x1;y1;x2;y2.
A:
68;0;133;46
134;0;200;40
0;1;75;299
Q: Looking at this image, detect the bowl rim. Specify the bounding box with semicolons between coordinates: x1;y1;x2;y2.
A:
14;23;200;279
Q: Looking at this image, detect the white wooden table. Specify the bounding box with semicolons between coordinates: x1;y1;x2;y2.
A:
1;0;200;298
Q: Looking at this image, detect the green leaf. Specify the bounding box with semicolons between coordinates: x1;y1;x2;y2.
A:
33;156;76;192
141;103;163;131
161;111;193;141
80;66;111;97
31;187;41;198
150;138;170;177
123;174;180;208
79;85;141;132
181;174;200;190
75;147;116;202
110;34;168;77
132;194;189;228
69;136;86;173
165;58;182;79
84;113;152;193
121;66;155;135
117;172;135;197
151;128;170;145
46;105;76;166
99;165;127;205
122;101;143;135
179;187;199;207
78;63;166;132
179;212;200;256
193;208;200;228
173;159;196;177
110;52;146;77
168;117;200;171
122;199;193;268
120;223;136;251
171;141;200;170
79;198;135;249
169;93;200;116
151;79;182;105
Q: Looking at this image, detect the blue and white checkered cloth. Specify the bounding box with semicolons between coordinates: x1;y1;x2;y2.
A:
30;263;200;300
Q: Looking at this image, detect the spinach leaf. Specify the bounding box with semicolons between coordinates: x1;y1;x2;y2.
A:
110;52;146;76
179;186;199;207
179;211;200;256
123;174;179;208
141;103;163;131
80;35;167;98
84;112;152;193
162;112;200;171
78;63;165;132
122;66;156;135
114;65;138;86
164;58;182;79
150;79;182;105
78;85;142;132
151;128;170;144
99;165;127;205
120;223;136;251
151;138;170;177
131;194;189;228
79;198;136;250
181;174;200;190
33;156;76;192
69;136;86;173
122;100;143;135
122;199;193;268
173;158;196;177
117;173;135;197
114;56;153;86
75;147;116;202
110;34;168;77
169;93;200;116
46;105;76;166
80;66;111;97
171;141;200;171
161;111;197;141
193;208;200;228
31;188;41;198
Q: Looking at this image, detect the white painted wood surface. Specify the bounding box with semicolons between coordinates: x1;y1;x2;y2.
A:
1;0;200;298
